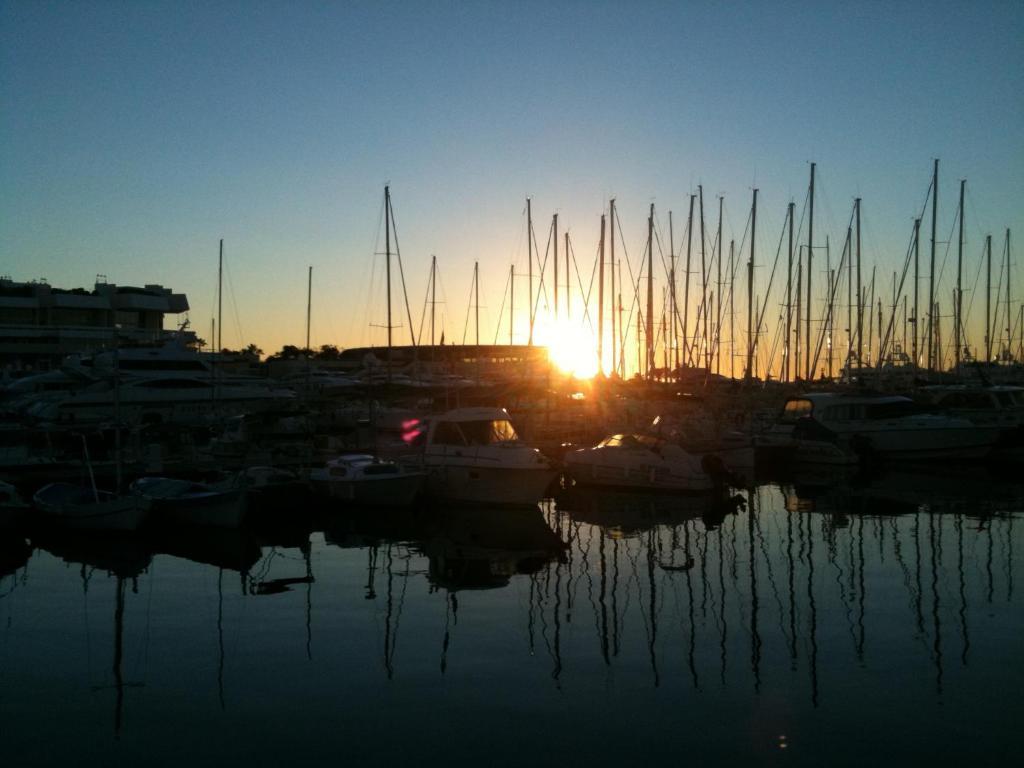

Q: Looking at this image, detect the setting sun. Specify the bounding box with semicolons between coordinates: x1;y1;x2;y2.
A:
539;319;599;378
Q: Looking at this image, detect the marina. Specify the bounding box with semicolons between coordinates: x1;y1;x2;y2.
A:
3;2;1022;765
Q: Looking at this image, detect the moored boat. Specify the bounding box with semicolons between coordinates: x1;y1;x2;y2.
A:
130;475;246;528
310;454;424;507
564;433;715;493
33;482;150;532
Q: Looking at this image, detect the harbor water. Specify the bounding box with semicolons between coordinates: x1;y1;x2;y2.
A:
2;472;1021;766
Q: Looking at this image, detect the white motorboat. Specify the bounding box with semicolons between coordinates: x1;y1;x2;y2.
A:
762;393;1001;462
130;475;247;528
33;482;150;532
310;454;424;507
420;407;557;507
564;434;715;493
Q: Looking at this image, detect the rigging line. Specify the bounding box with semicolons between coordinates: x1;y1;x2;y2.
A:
416;262;432;344
755;202;801;352
492;267;510;345
461;270;474;345
961;238;987;351
530;219;555;326
569;234;597;330
810;222;853;374
222;255;245;349
386;194;418;346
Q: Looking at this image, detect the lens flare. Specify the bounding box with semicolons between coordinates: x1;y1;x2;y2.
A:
539;319;599;379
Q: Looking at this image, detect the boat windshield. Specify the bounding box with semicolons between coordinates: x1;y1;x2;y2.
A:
597;434;661;449
457;419;519;445
780;399;813;423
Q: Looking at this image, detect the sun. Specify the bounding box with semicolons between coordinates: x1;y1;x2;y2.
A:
541;319;599;379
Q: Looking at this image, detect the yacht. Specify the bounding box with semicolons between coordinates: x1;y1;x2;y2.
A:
25;375;295;427
759;393;1000;462
564;434;715;493
419;407;556;507
921;385;1024;459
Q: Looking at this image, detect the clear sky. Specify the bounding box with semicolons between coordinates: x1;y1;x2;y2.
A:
2;1;1022;373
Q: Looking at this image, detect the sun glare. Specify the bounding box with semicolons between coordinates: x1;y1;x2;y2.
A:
541;320;599;379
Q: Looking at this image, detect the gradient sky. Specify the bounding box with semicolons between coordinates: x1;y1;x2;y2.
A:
2;1;1022;371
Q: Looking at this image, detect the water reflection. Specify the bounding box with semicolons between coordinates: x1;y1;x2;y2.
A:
0;467;1021;764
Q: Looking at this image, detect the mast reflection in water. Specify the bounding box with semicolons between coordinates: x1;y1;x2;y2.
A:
0;470;1021;766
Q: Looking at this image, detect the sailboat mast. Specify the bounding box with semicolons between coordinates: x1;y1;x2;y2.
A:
785;202;794;382
956;178;965;370
795;248;803;377
684;194;694;367
598;214;606;374
856;198;863;368
509;264;514;346
716;196;723;375
913;218;920;367
928;159;938;372
553;214;559;318
806;162;815;380
669;211;676;376
474;261;480;346
646;203;654;380
610;199;617;374
746;188;757;383
985;234;992;361
698;186;708;368
217;239;223;352
1003;230;1011;360
306;265;312;351
385;186;393;351
527;197;534;345
729;239;735;378
431;255;437;346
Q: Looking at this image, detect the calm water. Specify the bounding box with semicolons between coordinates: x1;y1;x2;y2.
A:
2;468;1021;767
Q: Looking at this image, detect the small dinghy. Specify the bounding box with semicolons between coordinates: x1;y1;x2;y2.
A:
130;475;246;529
310;454;424;508
34;482;150;532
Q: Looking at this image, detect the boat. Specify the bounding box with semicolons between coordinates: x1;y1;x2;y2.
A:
564;433;715;493
129;475;246;528
420;407;557;507
0;480;30;528
759;393;1001;462
33;482;150;532
310;454;424;507
921;385;1024;459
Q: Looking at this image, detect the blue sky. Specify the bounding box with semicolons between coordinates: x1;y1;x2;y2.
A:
2;1;1022;369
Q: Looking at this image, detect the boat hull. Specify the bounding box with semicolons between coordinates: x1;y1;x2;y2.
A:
424;463;556;507
149;490;247;529
33;484;150;532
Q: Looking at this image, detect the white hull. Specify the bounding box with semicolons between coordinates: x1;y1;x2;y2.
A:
424;462;556;507
318;474;424;507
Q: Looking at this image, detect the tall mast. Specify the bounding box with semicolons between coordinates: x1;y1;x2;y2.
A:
646;203;655;380
795;248;802;377
683;194;695;367
729;239;735;378
669;211;677;376
306;265;312;351
716;196;723;375
527;197;534;345
474;260;480;346
785;202;794;382
985;234;992;361
855;198;863;368
553;214;559;318
430;255;437;346
1003;230;1011;360
698;185;708;368
217;239;223;352
806;162;815;380
385;185;393;351
912;218;920;367
610;199;617;374
746;188;757;383
598;215;606;374
846;220;852;371
956;178;965;370
509;264;514;346
927;159;938;372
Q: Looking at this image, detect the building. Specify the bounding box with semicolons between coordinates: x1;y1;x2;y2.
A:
0;276;190;371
